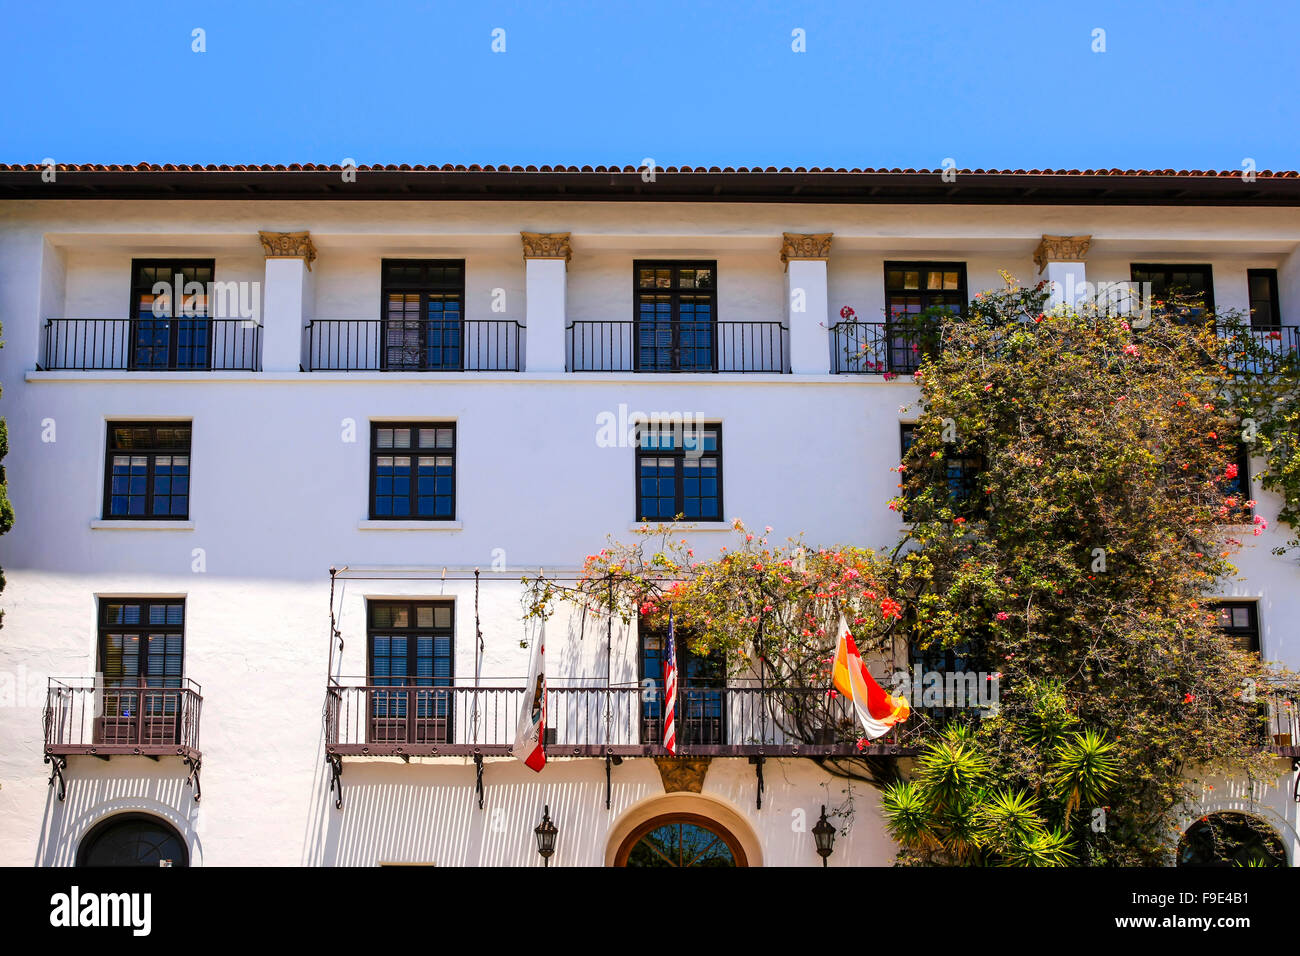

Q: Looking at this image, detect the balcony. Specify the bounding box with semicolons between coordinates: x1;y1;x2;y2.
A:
304;318;523;371
1217;324;1300;375
42;677;203;800
830;321;932;375
566;320;788;373
1265;691;1299;756
41;318;261;371
324;679;922;759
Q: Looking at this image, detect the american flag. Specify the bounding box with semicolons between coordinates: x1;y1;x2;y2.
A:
663;612;677;755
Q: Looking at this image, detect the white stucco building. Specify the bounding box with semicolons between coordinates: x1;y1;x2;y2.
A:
0;164;1296;867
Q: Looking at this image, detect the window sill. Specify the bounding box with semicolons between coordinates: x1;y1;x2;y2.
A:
90;519;195;531
628;522;732;533
358;520;463;532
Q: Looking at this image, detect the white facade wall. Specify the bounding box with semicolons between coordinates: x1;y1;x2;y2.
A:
0;198;1297;866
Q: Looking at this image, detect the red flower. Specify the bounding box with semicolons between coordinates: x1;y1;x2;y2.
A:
995;612;1010;622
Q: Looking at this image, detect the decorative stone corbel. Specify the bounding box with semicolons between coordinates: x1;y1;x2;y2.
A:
780;232;833;269
653;757;711;793
521;231;572;267
258;230;317;271
1033;234;1091;274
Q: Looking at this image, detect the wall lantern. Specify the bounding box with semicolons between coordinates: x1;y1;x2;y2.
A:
534;805;558;866
812;805;835;866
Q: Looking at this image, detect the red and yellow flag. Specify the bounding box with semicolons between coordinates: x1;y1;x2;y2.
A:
832;616;910;739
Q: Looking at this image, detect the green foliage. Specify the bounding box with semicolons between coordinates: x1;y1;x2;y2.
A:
885;278;1298;864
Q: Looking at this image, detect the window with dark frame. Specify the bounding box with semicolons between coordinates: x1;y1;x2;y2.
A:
899;423;984;516
96;598;186;740
635;422;722;521
884;262;966;373
1247;269;1281;329
367;600;455;744
1130;264;1215;324
380;260;466;371
103;422;192;520
129;259;215;370
634;261;717;371
1211;601;1260;654
369;423;456;520
638;618;725;746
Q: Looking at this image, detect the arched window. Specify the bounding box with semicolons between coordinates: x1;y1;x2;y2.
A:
77;813;189;867
615;813;746;867
1178;812;1286;867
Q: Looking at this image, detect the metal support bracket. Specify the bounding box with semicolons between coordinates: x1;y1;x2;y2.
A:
44;755;67;802
327;754;344;810
183;756;203;803
1292;759;1299;803
748;755;765;810
605;753;613;810
474;752;484;810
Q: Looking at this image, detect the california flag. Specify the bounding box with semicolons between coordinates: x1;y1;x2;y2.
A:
832;615;909;739
514;621;547;771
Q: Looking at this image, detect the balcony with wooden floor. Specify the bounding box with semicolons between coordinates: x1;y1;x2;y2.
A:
42;677;203;801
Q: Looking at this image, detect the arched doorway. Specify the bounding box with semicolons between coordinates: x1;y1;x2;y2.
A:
615;813;747;867
77;813;189;867
1178;812;1287;867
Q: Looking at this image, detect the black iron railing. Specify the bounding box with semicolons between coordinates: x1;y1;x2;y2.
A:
305;318;524;371
830;321;934;374
325;679;929;757
44;677;203;758
1217;324;1300;375
42;318;261;371
566;320;788;372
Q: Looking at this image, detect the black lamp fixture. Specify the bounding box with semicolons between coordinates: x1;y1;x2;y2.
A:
812;805;836;866
534;804;558;866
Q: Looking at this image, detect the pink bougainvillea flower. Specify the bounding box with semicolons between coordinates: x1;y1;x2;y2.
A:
996;612;1010;622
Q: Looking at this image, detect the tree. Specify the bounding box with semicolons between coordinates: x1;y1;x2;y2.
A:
884;278;1298;865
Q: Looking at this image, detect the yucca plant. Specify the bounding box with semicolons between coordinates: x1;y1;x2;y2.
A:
1051;729;1120;818
1000;827;1076;867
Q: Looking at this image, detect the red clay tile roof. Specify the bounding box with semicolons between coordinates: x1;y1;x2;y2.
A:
2;164;1299;204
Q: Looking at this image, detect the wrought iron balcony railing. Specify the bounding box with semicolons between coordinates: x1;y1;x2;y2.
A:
324;679;927;758
1265;692;1298;756
566;320;788;373
43;677;203;758
830;321;933;375
304;318;524;371
1217;324;1300;375
41;318;261;371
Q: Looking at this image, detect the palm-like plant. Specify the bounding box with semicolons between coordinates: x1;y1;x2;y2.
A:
1051;729;1120;818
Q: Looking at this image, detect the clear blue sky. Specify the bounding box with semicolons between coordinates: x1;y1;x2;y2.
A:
2;0;1296;170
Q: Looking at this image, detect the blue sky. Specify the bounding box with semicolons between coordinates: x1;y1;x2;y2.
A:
1;0;1296;170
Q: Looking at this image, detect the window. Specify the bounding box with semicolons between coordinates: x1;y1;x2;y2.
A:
1247;269;1281;328
97;598;186;746
1223;442;1253;522
638;619;725;746
1130;264;1215;324
381;260;465;370
370;423;456;520
617;814;745;867
103;422;192;519
899;424;984;515
635;422;721;521
884;262;966;373
1211;601;1260;654
77;813;189;867
367;600;454;745
129;259;214;370
634;261;717;371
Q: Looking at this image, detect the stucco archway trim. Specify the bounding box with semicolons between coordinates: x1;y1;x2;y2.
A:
605;792;763;867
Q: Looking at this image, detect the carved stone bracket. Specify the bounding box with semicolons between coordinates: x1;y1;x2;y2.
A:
653;756;711;793
1033;234;1091;273
521;231;572;266
780;232;833;268
258;230;317;271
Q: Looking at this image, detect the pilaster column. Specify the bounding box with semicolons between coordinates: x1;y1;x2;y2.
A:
1034;235;1090;309
781;232;832;374
258;230;316;371
522;232;570;372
